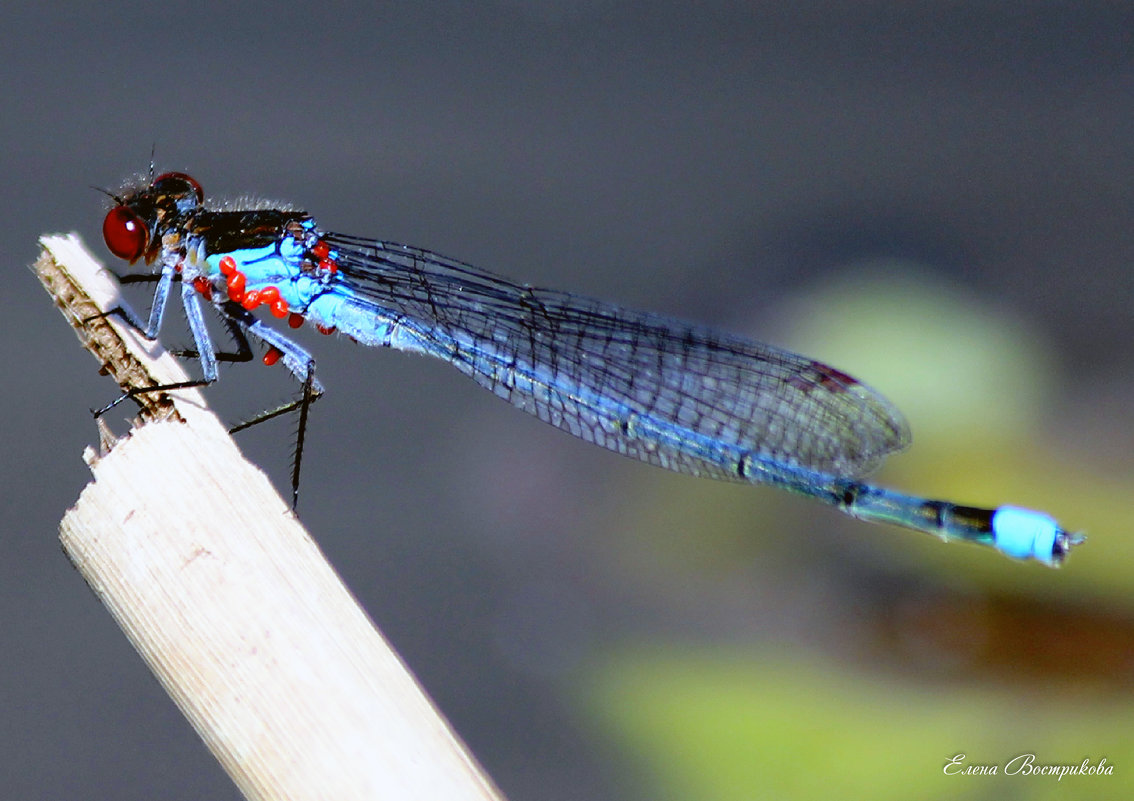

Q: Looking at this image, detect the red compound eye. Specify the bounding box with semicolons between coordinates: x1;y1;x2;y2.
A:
153;171;204;203
102;206;149;262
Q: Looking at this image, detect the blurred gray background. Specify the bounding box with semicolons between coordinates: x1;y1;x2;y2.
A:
3;2;1132;800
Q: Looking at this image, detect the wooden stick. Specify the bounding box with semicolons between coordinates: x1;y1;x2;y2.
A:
35;234;506;801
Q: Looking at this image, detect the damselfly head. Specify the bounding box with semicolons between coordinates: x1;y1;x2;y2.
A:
102;171;205;263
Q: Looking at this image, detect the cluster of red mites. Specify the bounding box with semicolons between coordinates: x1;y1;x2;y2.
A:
213;250;339;366
218;256;291;319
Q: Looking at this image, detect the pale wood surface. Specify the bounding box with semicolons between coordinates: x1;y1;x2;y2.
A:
36;234;506;801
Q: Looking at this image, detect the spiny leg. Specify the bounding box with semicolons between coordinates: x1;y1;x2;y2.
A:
223;304;325;508
292;361;320;509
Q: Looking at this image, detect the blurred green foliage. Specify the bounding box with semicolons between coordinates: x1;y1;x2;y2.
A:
585;649;1132;801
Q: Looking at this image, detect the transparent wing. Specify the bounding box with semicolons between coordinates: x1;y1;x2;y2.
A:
325;232;911;481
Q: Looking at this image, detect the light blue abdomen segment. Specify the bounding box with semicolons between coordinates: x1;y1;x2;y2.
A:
992;506;1059;564
304;294;393;345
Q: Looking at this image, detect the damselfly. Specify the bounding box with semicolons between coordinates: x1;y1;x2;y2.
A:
97;170;1083;565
